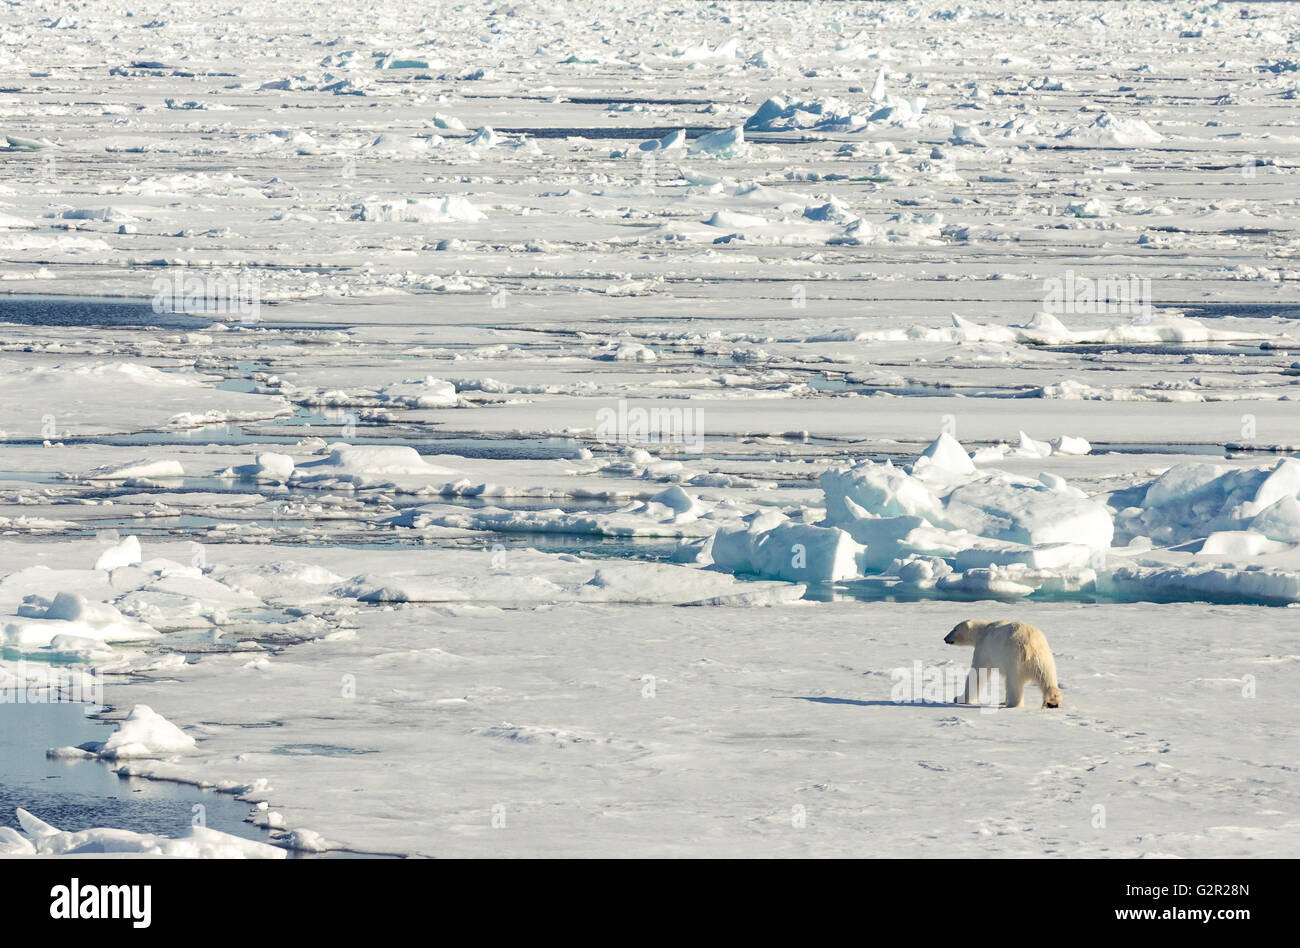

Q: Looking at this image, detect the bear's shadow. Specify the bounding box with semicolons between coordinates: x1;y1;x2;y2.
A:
791;696;971;710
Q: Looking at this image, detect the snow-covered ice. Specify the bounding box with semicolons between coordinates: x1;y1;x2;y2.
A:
0;0;1298;858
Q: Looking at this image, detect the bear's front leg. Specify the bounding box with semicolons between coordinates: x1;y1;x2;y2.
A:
965;642;992;705
1003;676;1024;709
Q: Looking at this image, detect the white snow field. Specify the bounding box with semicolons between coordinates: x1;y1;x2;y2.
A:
0;0;1298;857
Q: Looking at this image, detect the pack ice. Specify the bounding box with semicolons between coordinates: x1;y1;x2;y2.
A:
0;0;1298;859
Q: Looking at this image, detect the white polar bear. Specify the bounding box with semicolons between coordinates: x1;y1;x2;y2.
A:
943;619;1062;709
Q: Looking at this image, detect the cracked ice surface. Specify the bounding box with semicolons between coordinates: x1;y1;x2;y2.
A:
0;0;1299;856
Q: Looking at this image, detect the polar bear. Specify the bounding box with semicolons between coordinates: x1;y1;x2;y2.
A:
943;619;1062;709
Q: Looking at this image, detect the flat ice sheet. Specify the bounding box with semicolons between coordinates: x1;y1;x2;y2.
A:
1;0;1298;857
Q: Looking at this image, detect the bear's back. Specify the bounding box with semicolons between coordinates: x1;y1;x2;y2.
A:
981;620;1048;653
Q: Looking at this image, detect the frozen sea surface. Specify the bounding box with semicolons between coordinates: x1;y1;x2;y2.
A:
0;0;1298;856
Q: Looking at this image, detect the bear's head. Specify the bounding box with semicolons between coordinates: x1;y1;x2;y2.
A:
1042;686;1063;709
943;620;979;646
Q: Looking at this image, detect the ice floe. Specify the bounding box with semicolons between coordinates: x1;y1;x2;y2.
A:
7;808;283;858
